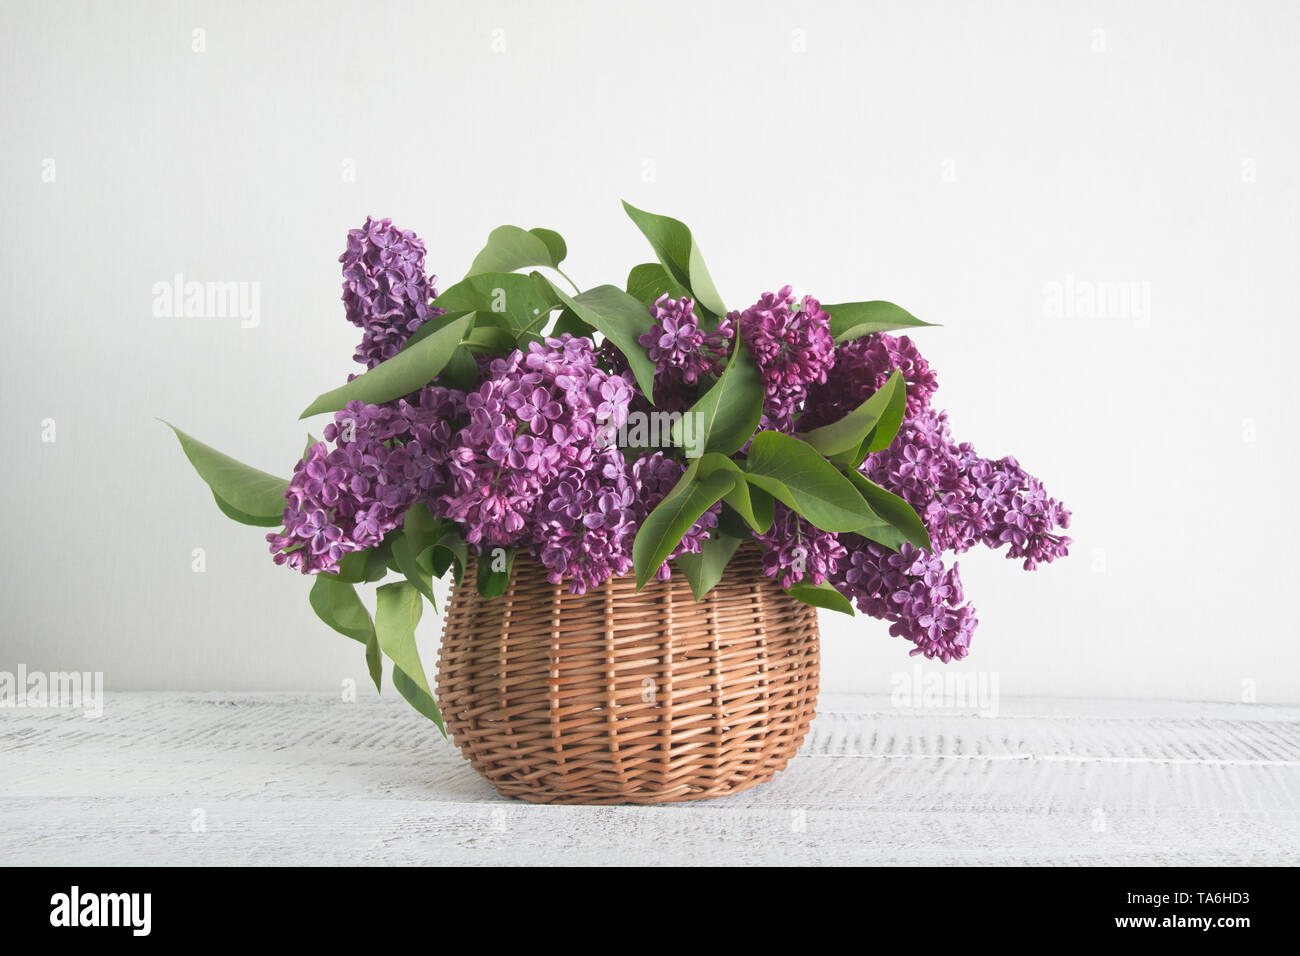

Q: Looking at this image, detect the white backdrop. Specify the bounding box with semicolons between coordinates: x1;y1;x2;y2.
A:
2;0;1296;704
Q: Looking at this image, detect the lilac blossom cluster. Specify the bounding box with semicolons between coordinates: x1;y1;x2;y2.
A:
636;294;734;410
267;387;465;574
437;335;717;593
340;216;443;368
753;503;847;589
734;286;836;431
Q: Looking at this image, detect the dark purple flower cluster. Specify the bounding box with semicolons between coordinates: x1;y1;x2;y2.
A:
753;503;847;589
636;295;734;410
267;388;466;574
735;287;836;431
434;335;715;593
340;217;443;369
861;408;1072;568
801;333;938;429
832;542;977;662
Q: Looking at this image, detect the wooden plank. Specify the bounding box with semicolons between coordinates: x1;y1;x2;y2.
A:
1;692;1297;865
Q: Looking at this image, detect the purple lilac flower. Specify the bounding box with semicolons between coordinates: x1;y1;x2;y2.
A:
267;387;467;574
801;332;939;430
438;335;635;558
340;217;443;368
832;541;977;662
634;295;734;411
734;287;836;432
754;503;848;589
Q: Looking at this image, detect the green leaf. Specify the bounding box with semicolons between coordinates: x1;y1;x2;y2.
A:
528;228;568;270
671;332;762;458
422;528;468;586
302;434;320;459
697;453;771;533
364;631;382;693
543;279;659;402
299;313;473;417
549;307;594;339
476;546;515;599
309;576;374;645
842;468;933;552
163;422;289;524
626;262;688;306
431;273;558;345
742;431;889;533
375;581;443;730
211;491;282;527
633;460;736;590
787;580;855;616
462;325;516;355
392;665;445;734
621;201;727;318
799;368;906;464
390;530;436;607
824;301;936;343
467;225;568;277
675;533;744;601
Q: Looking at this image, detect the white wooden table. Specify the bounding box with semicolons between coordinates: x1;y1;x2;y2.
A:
2;693;1297;866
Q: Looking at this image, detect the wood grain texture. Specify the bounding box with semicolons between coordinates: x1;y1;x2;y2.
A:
2;693;1297;866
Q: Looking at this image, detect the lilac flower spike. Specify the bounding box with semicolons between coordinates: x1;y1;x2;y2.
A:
340;217;443;368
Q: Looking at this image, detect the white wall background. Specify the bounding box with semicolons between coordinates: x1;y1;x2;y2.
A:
2;0;1296;704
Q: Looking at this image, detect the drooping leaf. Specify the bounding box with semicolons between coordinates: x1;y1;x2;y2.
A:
671;332;762;458
633;460;736;590
543;279;658;402
787;580;856;616
392;665;445;734
467;224;568;277
742;431;890;533
375;581;443;730
824;301;935;344
163;422;289;524
621;201;727;318
299;313;473;417
798;369;906;464
842;468;933;552
364;631;382;693
676;533;744;601
626;262;688;306
476;546;515;599
309;576;374;645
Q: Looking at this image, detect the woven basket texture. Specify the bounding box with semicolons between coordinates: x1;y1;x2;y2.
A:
436;546;821;805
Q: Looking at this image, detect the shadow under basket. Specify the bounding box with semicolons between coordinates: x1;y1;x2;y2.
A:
436;546;821;805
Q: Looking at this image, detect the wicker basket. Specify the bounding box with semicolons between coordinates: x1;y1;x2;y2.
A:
436;546;820;804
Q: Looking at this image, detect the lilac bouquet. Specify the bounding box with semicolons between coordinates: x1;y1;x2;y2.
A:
170;204;1070;728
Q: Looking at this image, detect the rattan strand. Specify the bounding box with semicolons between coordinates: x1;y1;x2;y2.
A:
436;546;820;805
